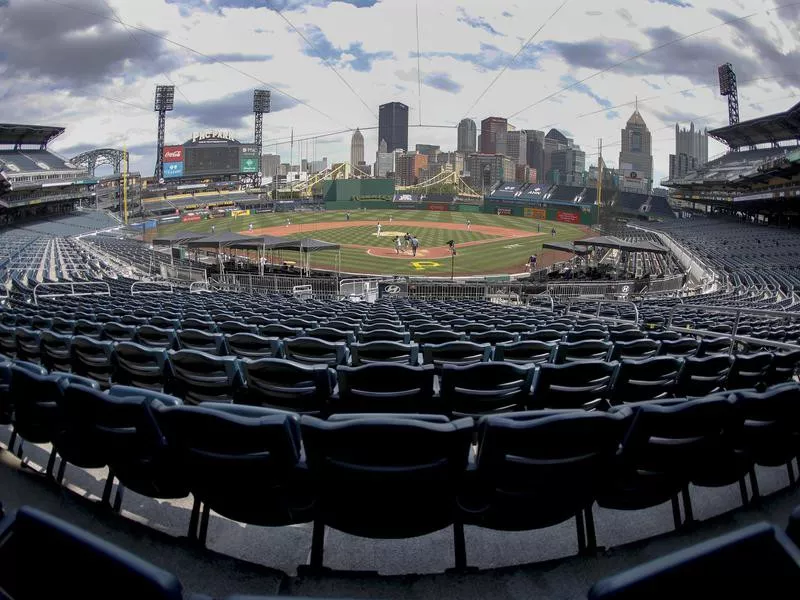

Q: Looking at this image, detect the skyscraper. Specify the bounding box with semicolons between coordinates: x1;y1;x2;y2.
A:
669;122;708;180
506;131;528;166
350;128;364;167
480;117;508;155
378;102;409;152
523;130;545;183
618;107;653;192
457;118;477;153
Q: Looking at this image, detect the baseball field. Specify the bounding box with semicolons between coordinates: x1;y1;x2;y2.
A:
152;209;589;277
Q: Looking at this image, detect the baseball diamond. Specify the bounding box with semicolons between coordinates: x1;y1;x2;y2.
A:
152;209;590;276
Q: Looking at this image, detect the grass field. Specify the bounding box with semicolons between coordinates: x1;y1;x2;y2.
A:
152;210;589;277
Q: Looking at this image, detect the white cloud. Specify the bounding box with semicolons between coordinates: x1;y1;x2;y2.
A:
1;0;796;185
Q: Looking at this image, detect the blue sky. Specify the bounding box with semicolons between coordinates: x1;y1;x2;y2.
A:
1;0;798;184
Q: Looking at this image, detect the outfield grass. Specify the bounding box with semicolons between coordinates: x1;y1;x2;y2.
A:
152;210;588;276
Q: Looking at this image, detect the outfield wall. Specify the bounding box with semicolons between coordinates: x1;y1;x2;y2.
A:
483;200;598;225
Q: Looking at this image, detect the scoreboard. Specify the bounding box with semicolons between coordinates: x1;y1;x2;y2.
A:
163;138;259;178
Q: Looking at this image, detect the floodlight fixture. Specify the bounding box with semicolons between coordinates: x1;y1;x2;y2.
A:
154;85;175;112
253;89;271;114
718;63;735;96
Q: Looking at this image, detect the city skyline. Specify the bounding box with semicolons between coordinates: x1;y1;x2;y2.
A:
6;0;798;186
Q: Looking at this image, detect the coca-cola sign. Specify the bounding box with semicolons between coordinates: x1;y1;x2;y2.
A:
163;146;184;162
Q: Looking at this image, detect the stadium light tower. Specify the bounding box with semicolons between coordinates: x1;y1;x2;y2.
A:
718;63;740;127
153;85;175;179
253;89;271;187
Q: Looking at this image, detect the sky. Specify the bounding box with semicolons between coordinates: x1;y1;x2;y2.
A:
1;0;799;185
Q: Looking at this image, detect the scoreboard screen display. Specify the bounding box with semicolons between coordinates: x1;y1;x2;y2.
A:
184;145;240;176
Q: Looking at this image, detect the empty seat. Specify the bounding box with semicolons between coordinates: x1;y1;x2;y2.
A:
334;363;437;414
697;337;731;357
521;329;563;343
0;324;16;357
565;329;608;343
180;318;217;332
70;336;115;388
588;522;800;599
14;327;41;363
648;330;682;342
40;331;72;371
224;333;281;360
102;322;137;343
726;352;773;390
155;403;313;544
175;329;227;355
216;321;258;336
358;329;411;343
74;320;103;338
0;506;186;600
493;340;555;365
552;340;612;364
166;350;243;405
676;355;732;397
236;358;333;414
608;357;683;405
259;323;304;338
305;327;355;344
609;329;647;342
136;325;177;350
350;341;418;366
283;337;348;367
462;408;632;553
657;337;700;358
469;330;518;345
421;341;492;372
300;414;474;570
609;339;660;361
530;361;618;410
766;349;800;385
414;330;463;345
440;362;534;417
113;342;170;391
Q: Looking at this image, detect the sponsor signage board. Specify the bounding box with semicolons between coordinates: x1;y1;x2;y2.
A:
181;214;202;223
556;210;579;224
239;156;259;173
163;146;184;163
496;207;513;215
428;203;451;211
378;281;408;298
523;207;547;219
164;162;184;178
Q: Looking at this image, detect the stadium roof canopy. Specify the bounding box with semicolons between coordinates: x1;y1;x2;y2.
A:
0;124;65;147
542;241;589;254
228;235;293;250
574;235;669;254
708;100;800;148
151;232;206;246
277;238;340;252
185;232;254;248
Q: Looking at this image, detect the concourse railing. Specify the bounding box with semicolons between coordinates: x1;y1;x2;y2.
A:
33;281;111;305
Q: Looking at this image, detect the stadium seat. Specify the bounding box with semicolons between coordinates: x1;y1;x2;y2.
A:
113;341;171;391
14;327;41;363
0;324;16;357
766;349;800;385
421;341;492;372
74;319;103;338
300;414;474;570
305;327;356;344
216;320;258;336
136;325;178;350
697;337;732;357
588;522;800;599
609;328;647;343
39;330;73;373
166;350;244;405
349;340;418;365
608;356;683;405
414;329;464;344
552;340;612;364
258;323;305;338
175;329;227;355
648;331;682;342
440;362;534;417
564;329;608;343
726;352;773;390
609;339;660;361
51;317;76;335
334;363;437;414
657;337;700;358
521;329;563;343
468;330;518;345
283;337;349;367
0;506;186;600
70;336;116;389
596;395;747;530
102;322;138;343
358;328;411;343
493;340;555;365
462;408;633;553
224;333;281;360
180;318;217;333
676;355;732;397
530;361;618;410
155;403;313;545
236;357;333;414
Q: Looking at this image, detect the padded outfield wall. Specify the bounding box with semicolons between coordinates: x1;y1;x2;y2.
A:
321;179;396;202
483;199;598;225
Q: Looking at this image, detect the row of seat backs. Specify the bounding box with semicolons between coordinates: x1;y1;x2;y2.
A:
11;381;800;545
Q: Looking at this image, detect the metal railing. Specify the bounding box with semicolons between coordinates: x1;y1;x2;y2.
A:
566;299;640;324
667;303;800;355
131;280;174;296
189;281;211;294
33;281;111;305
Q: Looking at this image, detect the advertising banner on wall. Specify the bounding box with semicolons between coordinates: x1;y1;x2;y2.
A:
164;162;184;178
181;214;202;223
556;210;579;223
496;207;513;216
523;207;547;219
378;281;409;298
239;145;259;173
163;146;184;163
428;203;451;211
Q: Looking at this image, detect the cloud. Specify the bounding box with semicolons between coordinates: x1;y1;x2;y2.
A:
0;0;181;89
165;0;379;14
502;11;513;18
643;79;661;90
301;24;393;71
649;0;693;7
423;72;462;93
456;7;504;37
415;42;542;72
617;8;635;27
560;75;613;110
175;88;300;129
202;53;273;63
